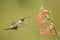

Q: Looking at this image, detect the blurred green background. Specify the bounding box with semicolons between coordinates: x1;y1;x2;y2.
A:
0;0;60;40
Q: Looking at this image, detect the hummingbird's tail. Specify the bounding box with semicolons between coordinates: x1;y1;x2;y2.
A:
5;28;12;30
4;27;17;30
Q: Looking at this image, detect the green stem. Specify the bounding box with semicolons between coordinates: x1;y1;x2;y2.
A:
53;26;60;40
46;11;60;40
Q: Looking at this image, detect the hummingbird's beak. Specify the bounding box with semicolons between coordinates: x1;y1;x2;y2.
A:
24;16;30;19
20;16;30;20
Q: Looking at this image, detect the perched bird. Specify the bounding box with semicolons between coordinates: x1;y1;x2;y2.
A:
5;17;30;30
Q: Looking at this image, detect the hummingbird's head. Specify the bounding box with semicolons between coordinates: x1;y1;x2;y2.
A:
19;16;30;22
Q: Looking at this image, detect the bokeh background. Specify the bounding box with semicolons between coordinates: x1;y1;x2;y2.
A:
0;0;60;40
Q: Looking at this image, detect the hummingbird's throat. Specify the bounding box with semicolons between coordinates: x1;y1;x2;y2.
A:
19;20;22;23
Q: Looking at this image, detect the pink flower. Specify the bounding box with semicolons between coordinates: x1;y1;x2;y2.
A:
40;29;49;37
40;29;44;36
43;37;48;40
46;25;53;30
35;11;45;21
43;30;49;34
39;18;48;26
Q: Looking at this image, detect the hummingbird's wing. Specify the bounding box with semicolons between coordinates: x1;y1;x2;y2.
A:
12;21;16;25
17;23;24;28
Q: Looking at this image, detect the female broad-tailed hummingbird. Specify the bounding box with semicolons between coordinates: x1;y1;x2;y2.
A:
5;17;30;30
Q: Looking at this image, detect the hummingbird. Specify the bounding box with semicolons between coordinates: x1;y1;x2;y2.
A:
5;17;30;30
